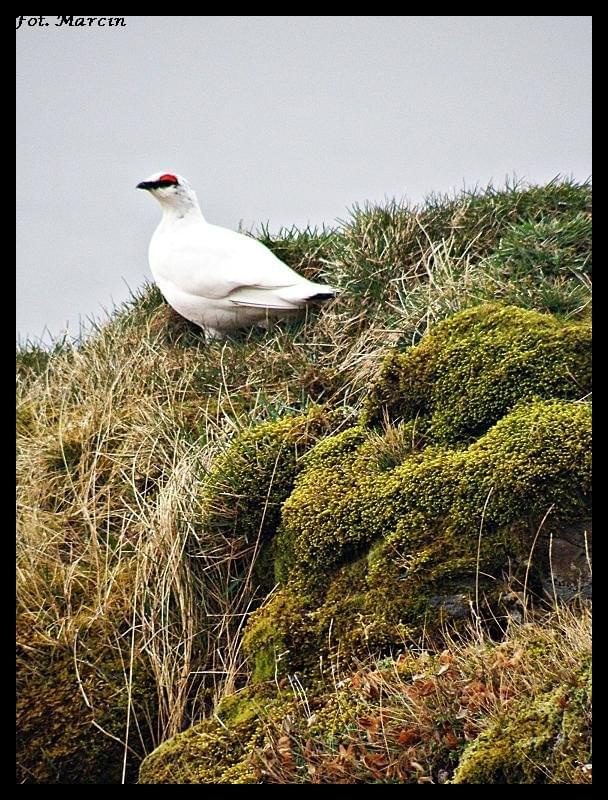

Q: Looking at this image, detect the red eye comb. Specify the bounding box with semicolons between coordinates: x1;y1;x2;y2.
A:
158;173;178;183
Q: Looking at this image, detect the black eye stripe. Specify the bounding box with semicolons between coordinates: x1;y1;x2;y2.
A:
157;180;178;187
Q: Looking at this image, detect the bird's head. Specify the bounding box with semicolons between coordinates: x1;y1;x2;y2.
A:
136;172;200;214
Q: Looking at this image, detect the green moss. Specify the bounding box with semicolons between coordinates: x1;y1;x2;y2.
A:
452;661;591;784
242;304;592;683
309;557;372;655
16;630;157;784
143;610;591;784
251;399;590;675
370;401;590;627
140;686;300;784
241;589;315;682
201;405;342;549
139;717;259;784
362;304;591;444
139;677;369;784
215;686;273;727
285;399;590;590
275;427;377;585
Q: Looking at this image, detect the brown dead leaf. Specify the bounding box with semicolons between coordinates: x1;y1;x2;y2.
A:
442;729;460;749
397;728;420;746
276;735;293;763
362;753;389;771
358;715;380;733
415;679;437;697
338;743;356;761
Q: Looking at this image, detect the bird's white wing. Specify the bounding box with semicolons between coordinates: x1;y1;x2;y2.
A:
150;222;303;300
228;280;337;309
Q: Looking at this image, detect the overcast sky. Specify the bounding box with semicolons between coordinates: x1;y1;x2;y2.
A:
16;15;591;342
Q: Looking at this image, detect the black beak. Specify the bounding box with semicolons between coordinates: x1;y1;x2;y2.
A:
137;181;158;190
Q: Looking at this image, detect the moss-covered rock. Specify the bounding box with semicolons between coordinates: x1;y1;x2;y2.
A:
248;398;590;675
199;405;344;594
202;406;341;543
143;609;591;785
275;426;379;586
365;400;591;636
241;589;316;682
362;304;591;443
137;283;593;787
139;717;259;784
139;686;298;784
452;660;592;784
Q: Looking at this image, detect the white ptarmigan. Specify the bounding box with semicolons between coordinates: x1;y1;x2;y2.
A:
137;172;338;338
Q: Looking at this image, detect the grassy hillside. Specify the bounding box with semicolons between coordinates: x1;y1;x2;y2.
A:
16;178;591;784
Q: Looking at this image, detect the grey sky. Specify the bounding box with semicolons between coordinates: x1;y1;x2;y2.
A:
16;15;591;342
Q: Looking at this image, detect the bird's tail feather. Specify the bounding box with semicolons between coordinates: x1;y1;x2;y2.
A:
305;291;337;302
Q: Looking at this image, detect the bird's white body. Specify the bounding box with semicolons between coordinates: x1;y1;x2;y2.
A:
138;172;337;337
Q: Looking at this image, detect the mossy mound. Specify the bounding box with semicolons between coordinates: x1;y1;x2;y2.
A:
138;718;259;784
139;687;296;784
201;405;343;543
452;660;592;784
242;303;591;678
141;608;591;785
364;400;591;640
16;628;157;784
199;405;344;593
137;293;592;784
140;679;375;784
245;399;590;677
362;304;591;443
241;588;316;682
